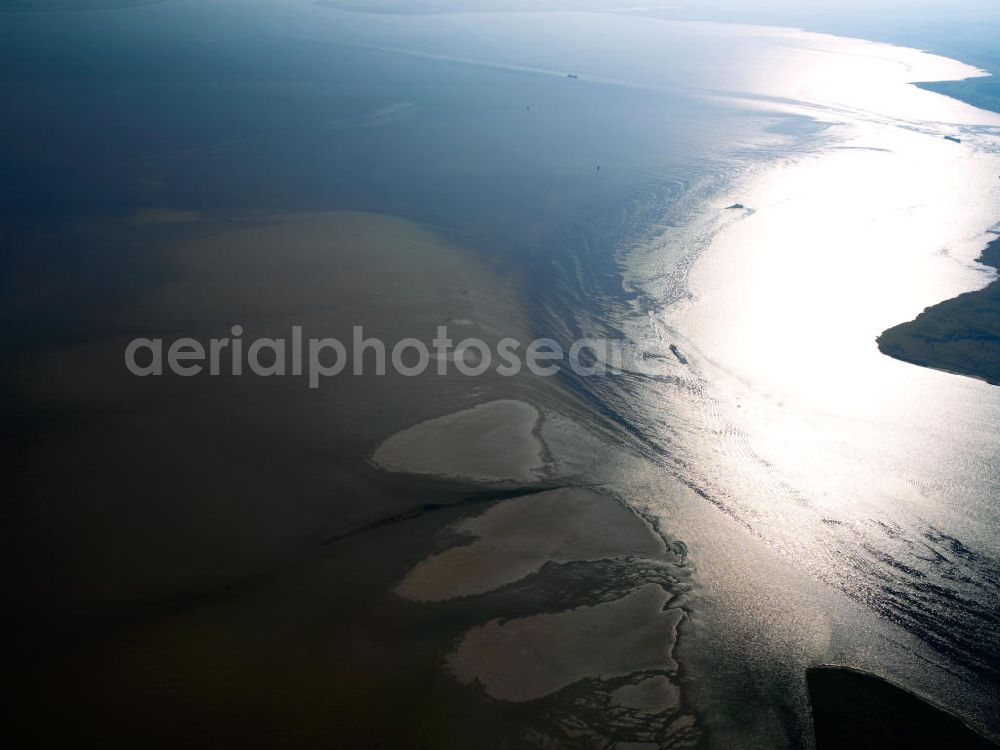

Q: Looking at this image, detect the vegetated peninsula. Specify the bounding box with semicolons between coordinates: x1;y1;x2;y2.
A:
878;234;1000;385
917;77;1000;115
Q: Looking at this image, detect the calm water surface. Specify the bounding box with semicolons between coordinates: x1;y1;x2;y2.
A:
3;0;999;743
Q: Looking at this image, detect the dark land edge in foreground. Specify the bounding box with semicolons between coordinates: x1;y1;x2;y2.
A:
807;666;999;749
877;234;1000;386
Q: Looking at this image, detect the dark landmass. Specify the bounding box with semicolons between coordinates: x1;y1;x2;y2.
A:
808;666;999;750
877;235;1000;386
918;39;1000;115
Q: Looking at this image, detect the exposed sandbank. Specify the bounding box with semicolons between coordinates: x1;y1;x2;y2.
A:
396;486;665;601
612;675;681;714
372;399;546;484
448;582;684;701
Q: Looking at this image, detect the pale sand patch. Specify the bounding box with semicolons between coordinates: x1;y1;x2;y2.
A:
448;583;684;701
397;487;665;602
611;675;680;714
372;399;544;483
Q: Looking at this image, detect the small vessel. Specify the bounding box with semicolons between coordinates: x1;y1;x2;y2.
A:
726;203;746;209
566;73;579;79
944;134;962;143
669;344;688;365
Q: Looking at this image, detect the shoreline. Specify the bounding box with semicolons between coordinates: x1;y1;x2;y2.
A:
877;233;1000;386
916;76;1000;115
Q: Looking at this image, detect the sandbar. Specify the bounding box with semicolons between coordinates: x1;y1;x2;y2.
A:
396;487;665;601
448;583;684;701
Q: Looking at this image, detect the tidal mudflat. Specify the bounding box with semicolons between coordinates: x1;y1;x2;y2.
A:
6;1;1000;747
392;486;695;745
8;205;677;747
449;582;684;702
396;487;665;601
8;210;547;615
